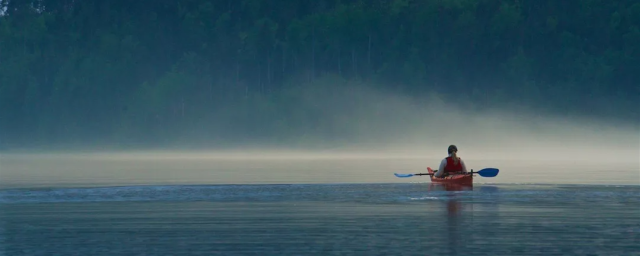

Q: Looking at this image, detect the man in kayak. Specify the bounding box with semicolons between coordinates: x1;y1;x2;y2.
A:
434;145;469;178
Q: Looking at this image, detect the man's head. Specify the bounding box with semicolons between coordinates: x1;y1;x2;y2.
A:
447;145;458;154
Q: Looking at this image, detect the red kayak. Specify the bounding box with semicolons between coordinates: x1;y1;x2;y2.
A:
427;167;473;186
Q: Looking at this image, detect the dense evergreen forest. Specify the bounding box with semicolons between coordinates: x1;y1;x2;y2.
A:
0;0;638;149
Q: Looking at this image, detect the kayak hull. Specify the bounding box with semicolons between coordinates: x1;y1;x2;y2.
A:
427;167;473;185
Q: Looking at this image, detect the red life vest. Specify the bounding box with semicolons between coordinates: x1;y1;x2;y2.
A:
444;156;463;173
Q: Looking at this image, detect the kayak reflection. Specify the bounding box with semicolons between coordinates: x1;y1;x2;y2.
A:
428;183;472;255
428;183;472;217
428;183;474;193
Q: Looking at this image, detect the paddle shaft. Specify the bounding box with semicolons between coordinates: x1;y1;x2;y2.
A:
395;168;497;178
414;169;476;176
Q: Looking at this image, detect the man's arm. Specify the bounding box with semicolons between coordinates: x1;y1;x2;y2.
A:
460;158;468;173
435;158;447;177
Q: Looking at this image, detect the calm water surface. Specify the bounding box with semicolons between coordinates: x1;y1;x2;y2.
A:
1;183;639;256
1;154;638;255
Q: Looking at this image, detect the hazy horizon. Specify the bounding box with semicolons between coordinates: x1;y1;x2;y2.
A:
2;85;638;188
2;81;638;152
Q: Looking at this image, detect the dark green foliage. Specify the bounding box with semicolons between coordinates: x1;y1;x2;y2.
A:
0;0;637;149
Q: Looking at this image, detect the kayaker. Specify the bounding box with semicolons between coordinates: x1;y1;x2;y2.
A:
434;145;469;178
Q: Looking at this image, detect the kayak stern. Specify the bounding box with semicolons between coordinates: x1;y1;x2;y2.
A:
427;167;473;185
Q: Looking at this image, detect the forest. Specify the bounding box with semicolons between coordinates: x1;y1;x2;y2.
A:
0;0;638;149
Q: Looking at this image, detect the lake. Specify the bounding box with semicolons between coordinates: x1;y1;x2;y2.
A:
0;152;638;255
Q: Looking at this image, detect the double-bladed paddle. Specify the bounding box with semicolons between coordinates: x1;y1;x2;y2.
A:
394;168;499;178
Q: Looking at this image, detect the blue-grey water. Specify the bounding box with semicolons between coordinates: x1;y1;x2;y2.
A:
1;183;638;256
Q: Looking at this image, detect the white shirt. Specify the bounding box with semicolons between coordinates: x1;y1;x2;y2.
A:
435;154;468;177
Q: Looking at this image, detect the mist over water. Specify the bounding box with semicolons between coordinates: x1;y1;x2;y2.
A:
1;85;638;189
1;86;638;256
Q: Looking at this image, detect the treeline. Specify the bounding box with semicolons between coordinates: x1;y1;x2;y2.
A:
0;0;638;149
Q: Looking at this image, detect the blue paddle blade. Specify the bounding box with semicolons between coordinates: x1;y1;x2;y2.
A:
394;173;415;178
476;168;499;177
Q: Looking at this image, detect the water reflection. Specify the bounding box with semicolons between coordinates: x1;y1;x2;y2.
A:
1;183;636;255
427;183;473;256
428;183;473;216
